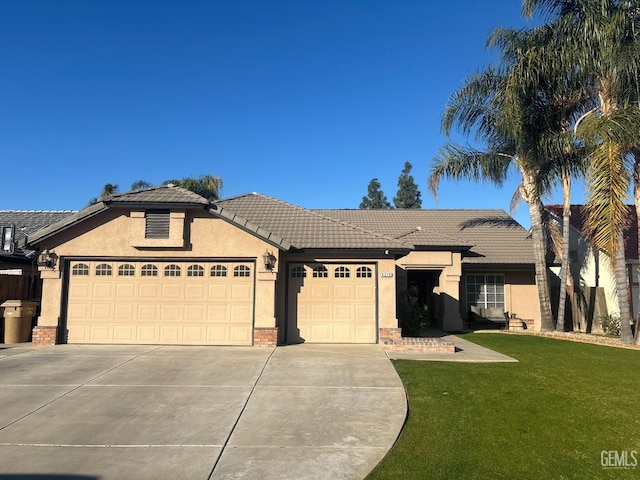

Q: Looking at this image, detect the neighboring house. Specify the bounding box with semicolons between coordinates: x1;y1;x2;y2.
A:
545;205;639;323
0;210;76;302
24;185;539;346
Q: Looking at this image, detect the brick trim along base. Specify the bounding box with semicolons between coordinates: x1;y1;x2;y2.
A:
32;326;59;346
379;327;456;353
253;327;278;347
379;327;402;344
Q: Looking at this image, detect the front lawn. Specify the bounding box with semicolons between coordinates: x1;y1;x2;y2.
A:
368;334;640;480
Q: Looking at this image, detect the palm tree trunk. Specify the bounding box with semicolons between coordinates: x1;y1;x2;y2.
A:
632;150;640;345
614;230;634;344
522;170;554;330
556;171;571;331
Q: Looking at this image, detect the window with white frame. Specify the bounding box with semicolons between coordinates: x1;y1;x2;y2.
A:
234;265;251;277
118;264;136;276
466;274;505;309
164;264;181;277
356;266;372;278
72;263;90;276
95;264;113;276
291;265;306;278
334;266;350;278
187;265;204;277
210;265;227;277
312;265;328;278
141;264;158;277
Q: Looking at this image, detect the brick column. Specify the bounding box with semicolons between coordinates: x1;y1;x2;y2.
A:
32;326;59;346
253;327;278;346
379;327;402;344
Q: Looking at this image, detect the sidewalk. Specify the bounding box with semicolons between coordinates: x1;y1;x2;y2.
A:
384;333;518;362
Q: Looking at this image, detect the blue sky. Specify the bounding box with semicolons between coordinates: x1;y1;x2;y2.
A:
1;0;587;227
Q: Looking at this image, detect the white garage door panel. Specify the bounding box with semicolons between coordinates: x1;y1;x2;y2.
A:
67;261;254;345
288;263;376;344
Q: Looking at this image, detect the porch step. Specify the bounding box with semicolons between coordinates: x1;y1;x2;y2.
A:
380;336;456;353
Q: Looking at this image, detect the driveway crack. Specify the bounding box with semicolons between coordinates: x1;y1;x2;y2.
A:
207;346;277;479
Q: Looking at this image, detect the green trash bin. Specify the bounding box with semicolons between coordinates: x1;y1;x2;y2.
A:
1;300;38;344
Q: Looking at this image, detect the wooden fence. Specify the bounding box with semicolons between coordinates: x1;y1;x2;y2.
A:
551;285;607;333
0;274;41;303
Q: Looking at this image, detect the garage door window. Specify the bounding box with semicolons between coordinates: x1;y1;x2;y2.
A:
335;266;350;278
141;264;158;277
164;264;181;277
356;266;372;278
211;265;227;277
72;263;89;276
291;266;306;278
187;265;204;277
312;265;328;278
234;265;251;277
118;264;135;276
96;264;113;276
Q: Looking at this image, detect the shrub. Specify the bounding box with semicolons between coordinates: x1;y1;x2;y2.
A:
599;313;621;336
397;288;429;336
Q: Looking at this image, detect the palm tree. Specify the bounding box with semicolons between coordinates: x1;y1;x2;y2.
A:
494;24;593;331
100;183;119;197
131;180;153;191
163;174;223;202
87;183;120;206
632;149;640;344
430;59;557;330
523;0;640;343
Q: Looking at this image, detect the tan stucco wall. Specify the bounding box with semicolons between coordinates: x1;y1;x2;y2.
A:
503;270;540;327
396;250;464;331
35;208;280;333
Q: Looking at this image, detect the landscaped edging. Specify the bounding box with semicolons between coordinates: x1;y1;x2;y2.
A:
476;329;640;350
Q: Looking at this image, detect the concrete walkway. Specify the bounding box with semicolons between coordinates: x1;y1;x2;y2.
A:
0;343;406;480
385;334;518;362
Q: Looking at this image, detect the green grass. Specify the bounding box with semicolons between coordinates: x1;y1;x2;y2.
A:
368;334;640;480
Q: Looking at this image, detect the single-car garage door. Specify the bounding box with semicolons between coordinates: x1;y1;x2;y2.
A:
66;260;254;345
287;262;376;343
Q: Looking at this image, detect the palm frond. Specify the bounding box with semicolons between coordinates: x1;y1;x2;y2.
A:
428;144;512;200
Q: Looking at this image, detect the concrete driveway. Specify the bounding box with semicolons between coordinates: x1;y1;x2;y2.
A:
0;343;406;480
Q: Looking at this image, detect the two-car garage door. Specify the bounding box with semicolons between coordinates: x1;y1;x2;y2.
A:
65;259;378;345
66;260;254;345
287;263;377;343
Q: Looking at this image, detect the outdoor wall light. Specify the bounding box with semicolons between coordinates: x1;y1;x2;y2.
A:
37;248;58;269
262;250;277;271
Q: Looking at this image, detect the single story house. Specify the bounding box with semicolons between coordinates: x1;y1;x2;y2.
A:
24;185;540;346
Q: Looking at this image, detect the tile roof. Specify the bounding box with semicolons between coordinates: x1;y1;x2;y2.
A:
315;209;535;264
215;194;412;251
23;203;108;247
545;204;639;260
16;188;534;265
0;210;77;258
100;184;211;206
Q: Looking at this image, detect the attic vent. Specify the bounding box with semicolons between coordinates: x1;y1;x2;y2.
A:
145;210;170;239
